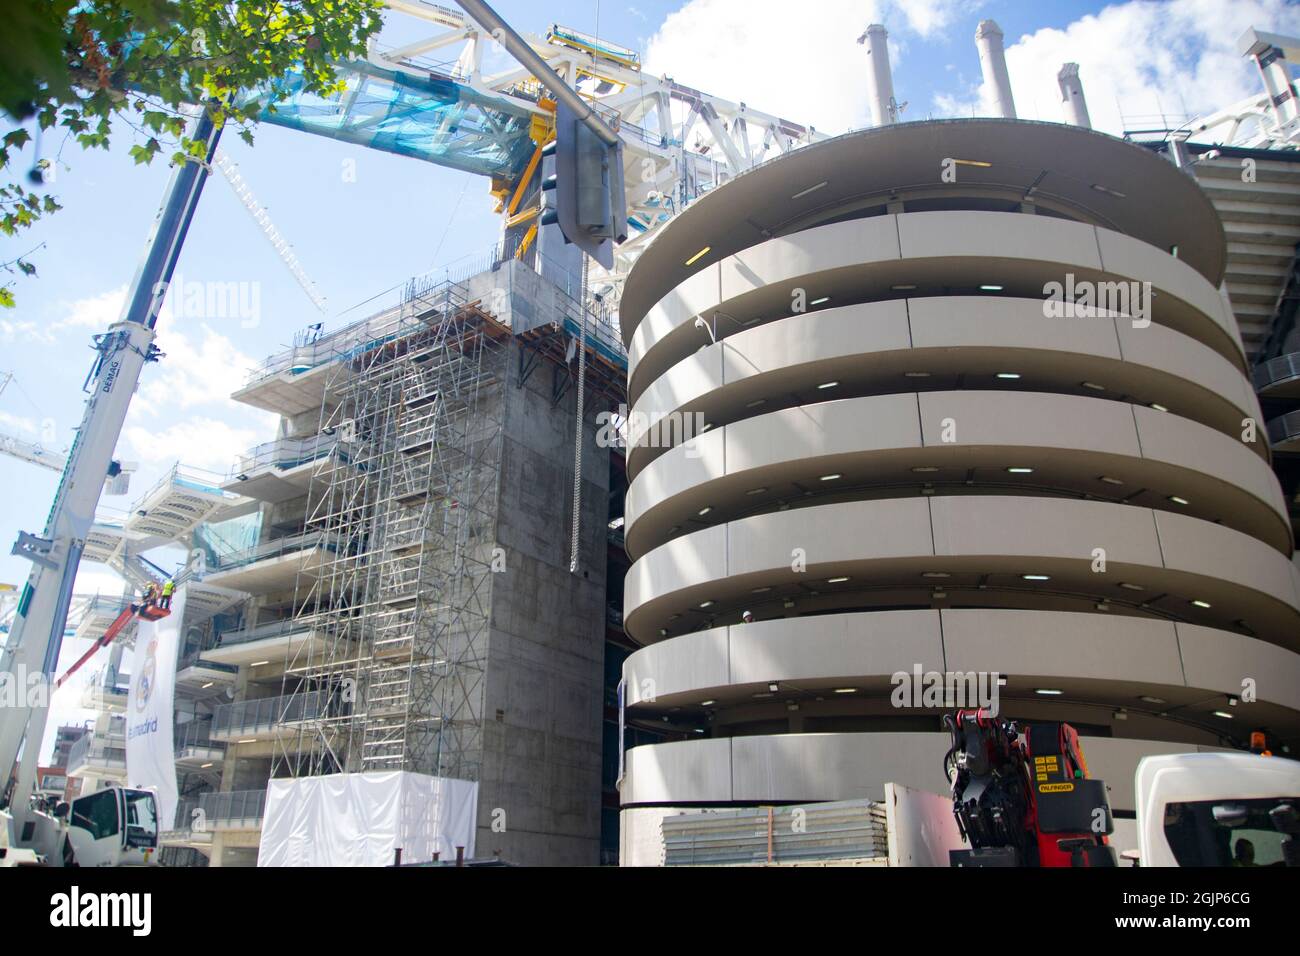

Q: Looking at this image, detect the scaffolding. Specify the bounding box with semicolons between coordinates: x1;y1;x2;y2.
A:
270;277;510;783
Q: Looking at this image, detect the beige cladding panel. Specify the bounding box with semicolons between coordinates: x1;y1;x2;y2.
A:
723;393;921;474
727;610;944;687
917;390;1141;455
906;296;1123;355
623;737;733;804
623;625;730;706
726;498;935;578
1132;404;1283;513
628;262;720;376
1177;622;1300;712
623;522;727;616
1095;227;1241;350
940;608;1184;686
729;732;953;804
896;209;1103;270
927;495;1165;565
1153;510;1299;608
718;215;903;302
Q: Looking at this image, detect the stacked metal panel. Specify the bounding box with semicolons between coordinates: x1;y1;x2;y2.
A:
662;799;889;866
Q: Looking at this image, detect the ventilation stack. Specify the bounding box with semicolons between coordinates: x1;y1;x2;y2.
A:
863;24;897;127
975;19;1016;119
1057;63;1092;129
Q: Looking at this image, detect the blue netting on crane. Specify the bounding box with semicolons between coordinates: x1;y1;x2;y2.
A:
253;61;538;179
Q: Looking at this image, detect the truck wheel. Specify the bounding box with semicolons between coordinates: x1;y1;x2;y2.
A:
61;839;78;868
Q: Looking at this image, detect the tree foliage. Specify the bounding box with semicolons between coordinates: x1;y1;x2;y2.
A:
0;0;385;305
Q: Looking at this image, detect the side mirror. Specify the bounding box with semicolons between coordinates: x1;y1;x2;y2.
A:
1212;803;1249;828
53;801;69;820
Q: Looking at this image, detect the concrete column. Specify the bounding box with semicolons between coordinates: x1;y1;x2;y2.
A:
975;19;1016;119
1057;63;1092;129
863;24;897;127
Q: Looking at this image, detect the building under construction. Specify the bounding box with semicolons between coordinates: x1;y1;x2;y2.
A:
123;258;626;866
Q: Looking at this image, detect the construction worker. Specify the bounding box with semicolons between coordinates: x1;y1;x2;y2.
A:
141;583;158;608
160;578;175;610
741;610;754;624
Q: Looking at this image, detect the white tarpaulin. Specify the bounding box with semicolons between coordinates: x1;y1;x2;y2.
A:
257;771;478;867
126;587;182;830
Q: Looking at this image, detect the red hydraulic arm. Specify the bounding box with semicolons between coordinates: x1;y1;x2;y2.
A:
54;602;170;689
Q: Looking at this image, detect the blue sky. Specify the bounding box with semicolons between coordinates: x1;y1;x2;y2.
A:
2;0;1299;749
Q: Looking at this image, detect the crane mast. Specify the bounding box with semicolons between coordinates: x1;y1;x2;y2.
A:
0;109;222;824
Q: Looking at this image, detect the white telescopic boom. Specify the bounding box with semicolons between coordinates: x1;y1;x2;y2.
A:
0;109;221;824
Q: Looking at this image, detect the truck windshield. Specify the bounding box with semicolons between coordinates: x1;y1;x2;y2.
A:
123;791;159;848
71;788;120;840
1163;797;1299;866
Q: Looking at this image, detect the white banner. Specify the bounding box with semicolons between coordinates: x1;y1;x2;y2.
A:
126;587;182;830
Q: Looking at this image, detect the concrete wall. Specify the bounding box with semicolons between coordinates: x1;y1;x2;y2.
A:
474;337;611;866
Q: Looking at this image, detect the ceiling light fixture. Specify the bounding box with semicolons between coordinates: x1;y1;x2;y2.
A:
792;181;829;199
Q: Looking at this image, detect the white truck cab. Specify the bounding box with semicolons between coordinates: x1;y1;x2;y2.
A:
3;785;160;867
1135;752;1300;867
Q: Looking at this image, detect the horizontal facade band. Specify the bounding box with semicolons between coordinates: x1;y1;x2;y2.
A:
621;607;1300;717
619;120;1226;339
620;732;1227;811
627;211;1244;406
624;390;1290;558
623;495;1300;647
626;297;1266;479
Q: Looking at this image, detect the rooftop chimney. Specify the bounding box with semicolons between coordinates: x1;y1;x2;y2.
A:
862;24;898;126
1057;63;1092;129
975;19;1016;119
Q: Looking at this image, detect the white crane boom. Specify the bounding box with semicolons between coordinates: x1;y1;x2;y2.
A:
0;108;222;837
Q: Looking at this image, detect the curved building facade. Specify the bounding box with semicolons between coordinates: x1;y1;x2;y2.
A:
615;119;1300;860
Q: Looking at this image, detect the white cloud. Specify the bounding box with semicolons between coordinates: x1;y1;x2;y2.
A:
124;416;264;473
937;0;1300;136
135;323;264;414
0;409;38;434
5;286;129;345
643;0;979;134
